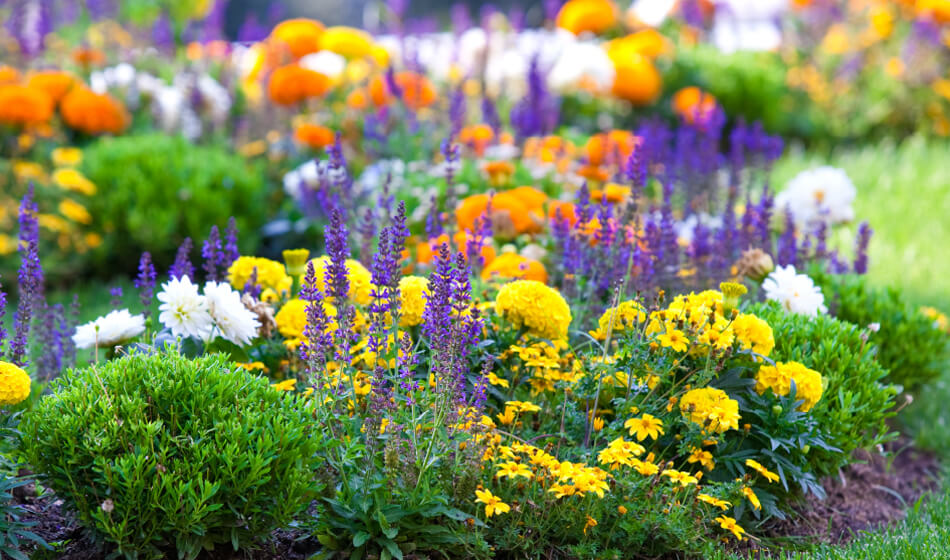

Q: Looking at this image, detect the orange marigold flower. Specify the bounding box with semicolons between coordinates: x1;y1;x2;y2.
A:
270;18;325;59
346;87;369;109
455;193;543;236
71;47;106;67
557;0;618;35
60;87;128;135
547;200;578;227
320;26;374;59
610;53;661;106
481;253;548;284
507;186;548;212
459;123;495;156
604;29;670;60
0;66;20;84
368;72;437;110
417;232;496;267
672;86;718;125
0;85;54;127
585;130;638;167
268;64;332;106
294;123;335;150
27;71;77;104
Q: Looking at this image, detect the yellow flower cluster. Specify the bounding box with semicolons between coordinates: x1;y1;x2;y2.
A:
495;280;572;340
922;306;949;333
397;275;429;327
309;256;374;305
755;361;824;412
679;387;741;434
487;441;610;500
505;340;577;394
0;362;31;406
228;256;292;298
589;300;647;340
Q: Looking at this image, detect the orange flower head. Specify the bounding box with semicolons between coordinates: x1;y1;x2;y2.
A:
320;26;374;59
369;71;437;110
610;53;662;106
346;87;369;109
548;200;578;227
416;233;495;267
72;47;106;67
507;186;548;212
456;193;543;236
557;0;618;35
482;253;548;284
268;64;332;106
605;30;670;60
672;87;718;125
27;71;77;104
459;124;495;156
0;66;20;84
60;87;128;135
294;123;336;150
585;130;638;167
0;85;54;127
482;160;516;186
271;18;325;59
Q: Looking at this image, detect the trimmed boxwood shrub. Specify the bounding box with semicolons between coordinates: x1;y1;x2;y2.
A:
810;270;949;392
20;352;324;560
81;133;269;275
747;301;898;477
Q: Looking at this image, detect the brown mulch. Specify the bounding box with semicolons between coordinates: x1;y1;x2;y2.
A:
764;438;941;544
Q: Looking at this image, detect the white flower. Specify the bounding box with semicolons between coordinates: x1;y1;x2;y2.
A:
762;265;828;317
203;281;260;346
547;41;615;94
72;309;146;349
299;51;346;80
775;166;857;228
628;0;677;27
157;276;213;340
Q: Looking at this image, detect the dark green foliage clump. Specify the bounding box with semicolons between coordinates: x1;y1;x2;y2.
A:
811;271;949;392
81;133;269;274
20;352;324;560
747;301;898;476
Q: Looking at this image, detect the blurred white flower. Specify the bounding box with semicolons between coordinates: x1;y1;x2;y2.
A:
72;309;146;349
299;51;346;80
628;0;677;27
203;282;261;346
762;265;828;317
547;40;615;94
282;160;330;201
712;0;788;53
157;276;212;340
775;166;856;228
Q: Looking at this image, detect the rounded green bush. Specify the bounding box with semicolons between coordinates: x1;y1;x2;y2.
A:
21;352;324;560
747;301;898;477
81;133;269;275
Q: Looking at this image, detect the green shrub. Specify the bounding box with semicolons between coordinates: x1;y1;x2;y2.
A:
81;133;269;275
746;302;899;478
20;352;324;560
810;271;949;392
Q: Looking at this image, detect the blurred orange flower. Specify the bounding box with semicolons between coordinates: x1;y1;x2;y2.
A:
0;85;54;127
271;18;325;59
27;71;77;104
268;64;332;106
557;0;618;35
294;123;335;150
481;253;548;283
672;87;718;124
459;124;495;156
369;72;437;109
609;53;661;106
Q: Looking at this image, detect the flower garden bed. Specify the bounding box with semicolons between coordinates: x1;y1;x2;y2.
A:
1;1;949;559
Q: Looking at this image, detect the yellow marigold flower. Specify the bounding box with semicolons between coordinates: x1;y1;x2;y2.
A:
657;326;689;352
487;372;509;388
0;362;31;406
732;313;775;357
398;276;429;327
271;378;297;391
481;252;548;284
697;493;731;510
496;407;516;426
617;505;628;515
58;199;92;224
495;280;572;340
745;459;780;483
589;300;646;340
687;448;715;471
52;168;96;195
275;298;342;340
680;387;741;434
229;256;292;296
235;361;269;373
715;516;746;540
742;486;761;510
661;469;698;487
496;461;533;480
309;256;373;305
548;482;577;499
631;458;659;476
624;413;664;441
475;489;510;518
51;147;83;167
320;26;374;59
755;361;823;412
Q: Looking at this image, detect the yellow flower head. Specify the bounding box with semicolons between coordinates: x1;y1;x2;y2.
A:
51;147;83;167
474;488;510;518
309;256;373;305
398;276;429;327
697;493;731;510
715;516;746;540
741;486;761;510
732;313;775;357
52;168;96;195
0;362;31;406
495;280;572;340
59;199;92;224
283;249;311;277
590;300;646;340
680;387;740;434
745;459;780;483
496;461;533;480
228;256;292;296
755;361;823;412
624;413;664;441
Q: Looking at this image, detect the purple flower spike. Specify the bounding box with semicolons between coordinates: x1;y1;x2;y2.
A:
10;186;44;367
853;221;872;274
134;252;157;318
170;237;195;280
202;226;222;282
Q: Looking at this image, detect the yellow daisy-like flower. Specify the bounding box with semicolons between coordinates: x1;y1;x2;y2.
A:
742;486;761;510
589;300;646;340
0;362;31;406
474;489;510;518
661;469;698;487
496;461;533;480
697;493;731;510
715;516;746;540
657;326;689;352
495;280;572;340
271;378;297;391
624;413;664;441
51;147;83;167
51;168;96;195
745;459;780;483
487;372;510;388
59;199;92;224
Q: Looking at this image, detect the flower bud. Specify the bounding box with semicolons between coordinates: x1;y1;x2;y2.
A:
802;445;811;454
735;248;775;283
282;248;311;277
771;405;783;416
